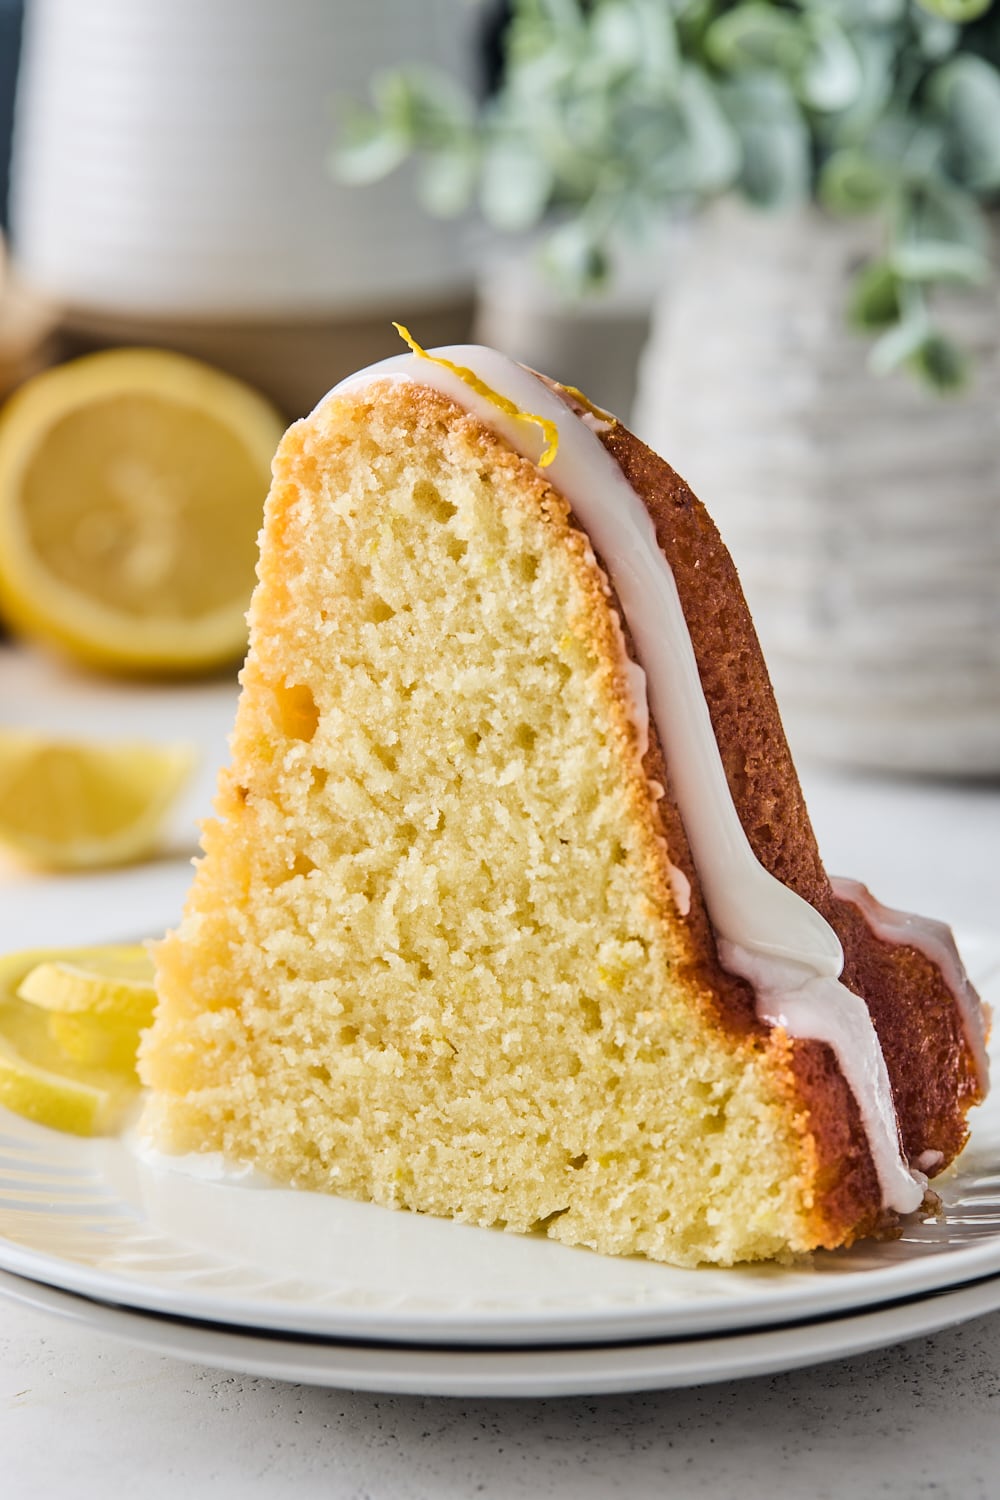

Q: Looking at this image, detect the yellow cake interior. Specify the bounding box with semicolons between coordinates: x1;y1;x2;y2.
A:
139;380;819;1267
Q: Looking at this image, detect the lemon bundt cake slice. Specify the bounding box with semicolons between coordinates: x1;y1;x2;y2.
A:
139;341;988;1268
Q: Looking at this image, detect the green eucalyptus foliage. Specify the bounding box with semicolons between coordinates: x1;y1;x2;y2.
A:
337;0;1000;390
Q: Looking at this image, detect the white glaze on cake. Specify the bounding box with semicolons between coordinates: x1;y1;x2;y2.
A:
328;347;926;1215
832;876;990;1092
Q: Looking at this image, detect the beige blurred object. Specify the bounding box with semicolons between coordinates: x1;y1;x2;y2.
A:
56;297;476;421
634;203;1000;777
10;0;478;415
0;234;57;400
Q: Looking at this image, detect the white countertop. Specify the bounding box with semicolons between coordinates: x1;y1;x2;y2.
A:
1;642;998;1497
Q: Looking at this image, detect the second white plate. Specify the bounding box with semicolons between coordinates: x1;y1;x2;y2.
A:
4;1265;1000;1398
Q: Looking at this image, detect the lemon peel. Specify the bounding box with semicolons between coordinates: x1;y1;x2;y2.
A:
393;323;560;468
557;382;618;427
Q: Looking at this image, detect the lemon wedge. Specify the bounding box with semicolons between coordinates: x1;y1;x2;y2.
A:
0;946;150;1134
0;730;196;870
0;347;285;674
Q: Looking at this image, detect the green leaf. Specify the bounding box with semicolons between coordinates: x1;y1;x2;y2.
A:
589;2;647;75
915;0;994;21
799;15;863;113
890;239;991;284
630;0;681;89
908;332;971;390
819;148;894;214
333;115;411;185
928;55;1000;191
847;260;902;331
902;177;991;256
704;5;810;77
742;127;810;207
820;0;906;21
417;144;479;218
827;31;897;143
677;67;741;193
541;218;611;292
911;11;962;61
478;136;555;231
370;68;474;144
869;313;932;375
721;76;811;207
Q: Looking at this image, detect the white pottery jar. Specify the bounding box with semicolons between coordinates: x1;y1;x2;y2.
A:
9;0;476;318
633;202;1000;777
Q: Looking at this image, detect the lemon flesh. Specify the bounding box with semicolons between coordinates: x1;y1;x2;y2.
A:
0;730;196;869
0;347;285;674
0;946;150;1134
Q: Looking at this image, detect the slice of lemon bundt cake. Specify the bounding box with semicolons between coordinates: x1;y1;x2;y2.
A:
138;335;989;1267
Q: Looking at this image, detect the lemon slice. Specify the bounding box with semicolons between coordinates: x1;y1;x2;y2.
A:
17;945;155;1071
17;944;154;1016
0;947;147;1133
0;730;196;869
0;1035;115;1135
45;1012;147;1073
0;347;285;674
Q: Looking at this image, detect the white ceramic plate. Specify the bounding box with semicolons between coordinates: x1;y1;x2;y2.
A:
0;934;997;1350
3;1263;1000;1398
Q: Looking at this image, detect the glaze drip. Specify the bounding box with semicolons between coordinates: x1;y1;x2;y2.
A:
832;876;990;1094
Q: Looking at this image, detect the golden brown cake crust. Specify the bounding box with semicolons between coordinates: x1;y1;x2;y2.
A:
591;413;984;1246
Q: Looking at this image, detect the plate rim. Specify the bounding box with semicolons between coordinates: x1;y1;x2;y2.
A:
3;1204;1000;1348
3;1262;999;1397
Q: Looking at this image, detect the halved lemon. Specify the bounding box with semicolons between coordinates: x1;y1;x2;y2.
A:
0;729;196;869
0;347;285;674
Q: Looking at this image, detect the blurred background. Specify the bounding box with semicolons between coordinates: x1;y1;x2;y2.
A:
0;0;997;953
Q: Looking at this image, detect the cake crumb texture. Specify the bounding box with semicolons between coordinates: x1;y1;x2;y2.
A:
141;382;828;1268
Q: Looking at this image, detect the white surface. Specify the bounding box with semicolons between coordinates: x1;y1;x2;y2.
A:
1;643;998;1488
1;952;999;1348
4;1265;1000;1399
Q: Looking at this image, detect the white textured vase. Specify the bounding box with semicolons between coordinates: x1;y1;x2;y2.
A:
633;203;1000;777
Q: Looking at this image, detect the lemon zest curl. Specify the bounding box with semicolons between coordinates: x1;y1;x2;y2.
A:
393;323;559;468
557;383;618;428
